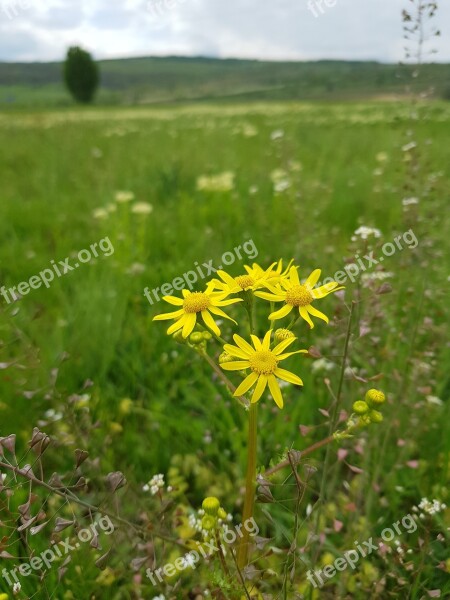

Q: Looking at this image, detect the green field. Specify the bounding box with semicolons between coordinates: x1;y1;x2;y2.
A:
1;57;450;107
0;100;449;598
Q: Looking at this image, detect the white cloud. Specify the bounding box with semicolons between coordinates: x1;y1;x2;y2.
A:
0;0;449;62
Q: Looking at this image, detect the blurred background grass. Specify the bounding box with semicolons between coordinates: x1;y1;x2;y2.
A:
0;99;449;597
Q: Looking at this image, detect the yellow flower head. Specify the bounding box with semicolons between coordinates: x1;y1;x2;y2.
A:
254;259;294;286
221;330;307;409
153;288;242;338
210;263;275;294
255;266;344;329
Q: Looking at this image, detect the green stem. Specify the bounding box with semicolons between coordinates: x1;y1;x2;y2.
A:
287;313;300;330
237;402;258;570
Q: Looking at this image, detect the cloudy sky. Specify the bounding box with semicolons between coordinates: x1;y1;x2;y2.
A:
0;0;449;63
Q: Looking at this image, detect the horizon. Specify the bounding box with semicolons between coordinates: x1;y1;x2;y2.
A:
1;54;449;66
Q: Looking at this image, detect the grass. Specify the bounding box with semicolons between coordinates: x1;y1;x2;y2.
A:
0;100;449;599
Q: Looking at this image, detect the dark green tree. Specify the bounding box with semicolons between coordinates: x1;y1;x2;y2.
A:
63;46;99;104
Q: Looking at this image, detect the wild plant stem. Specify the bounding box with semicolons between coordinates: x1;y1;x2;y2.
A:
311;301;355;567
237;401;257;570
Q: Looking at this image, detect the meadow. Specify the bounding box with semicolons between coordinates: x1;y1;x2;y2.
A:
0;99;449;599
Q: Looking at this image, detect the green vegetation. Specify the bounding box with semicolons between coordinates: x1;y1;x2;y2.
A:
63;46;100;104
0;56;449;108
0;100;449;598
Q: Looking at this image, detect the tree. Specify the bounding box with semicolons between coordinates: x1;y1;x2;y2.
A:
63;46;99;104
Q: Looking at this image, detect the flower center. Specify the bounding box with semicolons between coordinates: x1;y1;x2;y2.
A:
235;275;254;290
249;350;278;375
183;292;211;313
285;284;313;307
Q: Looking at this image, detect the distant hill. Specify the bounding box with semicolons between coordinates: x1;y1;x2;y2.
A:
0;56;449;108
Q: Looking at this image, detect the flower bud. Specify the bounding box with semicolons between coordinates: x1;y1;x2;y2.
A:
217;507;227;520
173;330;185;344
201;515;216;531
202;331;212;341
219;351;233;364
274;328;295;343
189;332;204;345
202;496;220;516
365;389;386;406
369;410;383;423
353;400;369;415
119;398;133;415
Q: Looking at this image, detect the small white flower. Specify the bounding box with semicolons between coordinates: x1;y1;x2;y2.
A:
115;190;135;203
270;129;284;141
402;141;417;152
418;497;446;516
131;202;153;215
402;197;419;207
352;226;382;241
13;582;21;593
311;358;335;373
426;395;443;406
92;208;109;220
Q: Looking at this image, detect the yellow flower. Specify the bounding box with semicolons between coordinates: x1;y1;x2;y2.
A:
255;266;344;328
153;288;242;338
221;330;306;408
210;261;295;295
210;265;273;294
253;259;293;286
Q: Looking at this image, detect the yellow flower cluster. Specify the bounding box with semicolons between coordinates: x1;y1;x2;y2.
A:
153;259;344;409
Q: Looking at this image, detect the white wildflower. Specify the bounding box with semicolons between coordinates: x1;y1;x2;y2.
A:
115;190;135;203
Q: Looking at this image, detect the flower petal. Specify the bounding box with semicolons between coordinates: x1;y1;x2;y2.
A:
250;335;263;351
268;375;284;409
251;375;268;403
254;291;285;302
233;334;255;354
162;295;184;306
221;361;251;371
273;337;296;355
217;270;238;288
223;344;250;360
208;305;237;323
275;368;303;386
201;310;220;336
234;372;259;396
153;309;185;321
167;316;186;334
305;269;321;288
300;306;314;329
289;266;300;286
182;289;190;298
307;305;329;323
182;313;197;338
312;283;344;299
262;329;272;350
214;298;243;306
276;350;308;360
269;304;293;321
